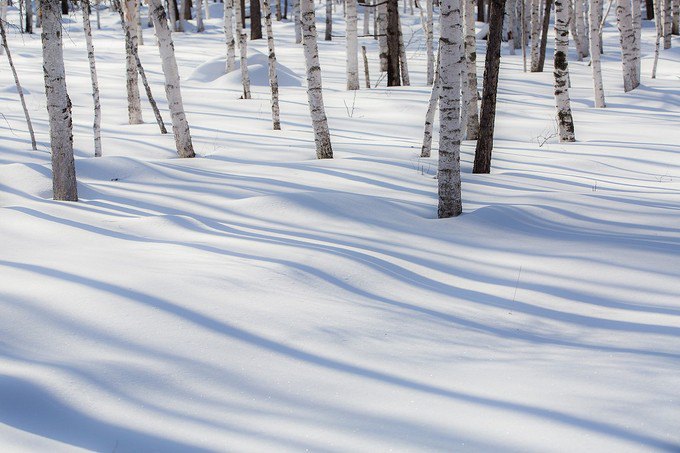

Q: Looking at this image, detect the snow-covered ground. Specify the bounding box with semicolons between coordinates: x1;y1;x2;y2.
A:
1;3;679;451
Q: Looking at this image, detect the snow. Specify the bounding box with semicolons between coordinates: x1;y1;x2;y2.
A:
1;3;679;452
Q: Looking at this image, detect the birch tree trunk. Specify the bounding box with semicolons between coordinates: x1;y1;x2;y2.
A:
83;0;103;156
346;0;360;89
437;0;463;218
473;0;506;174
421;47;440;158
536;0;552;71
387;0;400;84
205;0;211;18
262;0;281;129
529;0;541;70
633;0;641;76
238;32;252;98
1;0;9;56
301;0;333;158
251;0;263;39
196;0;205;31
663;0;671;47
553;0;576;141
397;13;410;85
616;0;640;91
325;0;332;40
673;0;679;34
42;0;78;201
506;0;517;55
224;0;236;71
362;45;371;87
25;0;33;33
137;0;144;44
378;0;388;70
462;0;479;139
0;18;37;150
124;0;144;124
652;0;662;76
590;0;605;107
426;0;434;85
575;0;589;59
364;0;370;36
294;0;302;43
148;0;196;157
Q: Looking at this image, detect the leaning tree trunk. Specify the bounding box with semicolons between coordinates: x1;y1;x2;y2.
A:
473;0;506;174
123;0;143;124
148;0;196;157
1;0;7;57
462;0;479;139
301;0;333;158
590;0;606;107
42;0;78;201
224;0;236;71
378;0;388;70
386;0;400;85
346;0;360;89
529;0;541;70
294;0;302;43
438;0;464;218
325;0;332;40
536;0;552;71
0;18;36;150
421;46;441;158
616;0;640;91
262;0;281;129
251;0;262;39
553;0;576;141
83;0;103;156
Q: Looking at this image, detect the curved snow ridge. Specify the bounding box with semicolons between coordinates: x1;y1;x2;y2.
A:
75;156;154;182
0;162;52;201
187;51;303;87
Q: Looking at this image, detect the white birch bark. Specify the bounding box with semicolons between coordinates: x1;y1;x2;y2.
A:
363;0;370;36
196;0;205;31
0;18;36;150
652;0;662;77
673;0;679;34
362;44;371;87
137;0;144;44
148;0;196;158
1;0;8;56
83;0;103;156
378;0;388;70
506;0;517;55
575;0;589;58
123;0;143;124
397;13;410;85
616;0;640;91
632;0;640;75
96;0;101;29
462;0;479;140
426;0;434;85
205;0;211;18
346;0;360;89
554;0;576;142
224;0;236;71
262;0;281;129
589;0;605;107
301;0;333;158
421;47;440;158
238;32;252;98
663;0;671;48
42;0;78;201
294;0;302;43
529;0;541;70
437;0;463;218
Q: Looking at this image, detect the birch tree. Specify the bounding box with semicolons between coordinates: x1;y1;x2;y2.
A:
397;12;410;85
301;0;333;158
325;0;332;40
535;0;553;71
574;0;589;59
386;0;400;85
26;0;33;33
294;0;302;43
529;0;541;70
616;0;640;91
0;0;7;56
589;0;606;107
83;0;103;156
0;17;36;150
378;0;388;70
148;0;196;158
553;0;576;141
425;0;434;85
462;0;479;139
42;0;78;201
364;0;371;36
224;0;235;72
234;0;251;96
437;0;464;218
196;0;205;32
262;0;281;129
663;0;671;48
123;0;143;124
652;0;662;77
346;0;360;89
421;47;440;158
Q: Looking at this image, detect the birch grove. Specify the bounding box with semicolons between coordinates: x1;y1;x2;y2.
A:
301;0;333;159
42;0;78;201
437;0;464;218
553;0;576;142
148;0;196;158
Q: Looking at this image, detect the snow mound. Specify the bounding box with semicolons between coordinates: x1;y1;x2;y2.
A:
187;51;303;87
0;84;31;95
0;163;52;201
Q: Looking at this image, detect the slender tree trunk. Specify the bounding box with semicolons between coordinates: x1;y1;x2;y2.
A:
240;0;246;29
397;12;410;84
616;0;640;91
590;0;605;107
239;32;252;98
473;0;505;174
438;0;464;218
421;46;440;158
346;0;360;89
25;0;33;33
574;0;589;58
124;0;144;124
196;0;205;31
506;0;517;55
82;0;103;155
205;0;210;18
673;0;679;34
275;0;281;20
663;0;671;46
364;0;370;35
181;0;191;19
0;18;37;150
646;0;653;18
42;0;78;201
294;0;302;43
301;0;333;158
378;0;388;70
478;0;486;20
536;0;552;71
426;0;434;84
633;0;641;76
224;0;236;71
463;0;479;139
387;0;400;85
553;0;575;141
137;0;144;44
148;0;196;157
362;45;371;87
529;0;541;70
652;0;662;76
251;0;262;39
61;0;68;14
325;0;332;39
168;0;179;30
262;0;281;129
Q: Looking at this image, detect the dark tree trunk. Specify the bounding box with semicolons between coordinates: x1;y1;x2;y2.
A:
645;0;653;19
473;0;506;174
181;0;191;19
250;0;262;38
478;0;485;21
283;0;287;18
61;0;68;14
536;0;552;72
386;0;400;85
240;0;246;28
